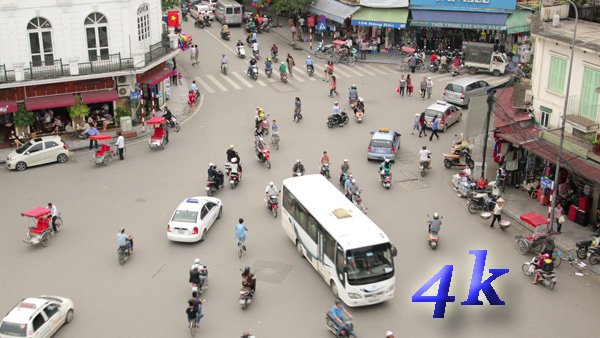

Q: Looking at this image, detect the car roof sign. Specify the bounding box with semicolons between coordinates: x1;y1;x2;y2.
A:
378;128;389;133
185;198;199;203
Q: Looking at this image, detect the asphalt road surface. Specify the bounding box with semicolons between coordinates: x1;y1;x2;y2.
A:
1;20;599;338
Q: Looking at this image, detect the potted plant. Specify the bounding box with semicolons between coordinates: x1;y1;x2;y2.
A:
13;103;34;137
68;101;90;129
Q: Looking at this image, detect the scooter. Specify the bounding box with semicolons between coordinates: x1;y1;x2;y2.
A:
221;31;231;40
354;109;364;123
195;19;205;29
307;64;314;77
255;146;271;169
280;72;288;84
420;159;431;177
248;65;258;80
321;163;331;179
522;258;557;290
576;234;600;259
221;62;228;75
380;170;392;189
239;286;253;310
428;231;439;249
467;191;498;214
163;115;181;132
190;266;209;295
325;311;357;338
205;171;224;196
443;151;474;169
293;109;303;123
270;50;279;63
265;66;273;78
252;49;260;60
327;112;349;128
293;170;304;177
315;42;335;55
267;194;278;217
117;245;132;265
237;45;246;59
429;60;439;73
229;171;240;189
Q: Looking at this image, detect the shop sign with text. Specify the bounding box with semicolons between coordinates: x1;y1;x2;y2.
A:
410;0;516;13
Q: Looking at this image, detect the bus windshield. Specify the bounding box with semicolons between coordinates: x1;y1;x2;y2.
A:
345;243;394;285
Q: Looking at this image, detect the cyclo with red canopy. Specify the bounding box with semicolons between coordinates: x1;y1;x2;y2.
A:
515;212;553;255
147;116;168;150
89;134;116;166
22;207;63;247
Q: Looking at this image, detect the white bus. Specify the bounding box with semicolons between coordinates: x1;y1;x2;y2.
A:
281;174;397;307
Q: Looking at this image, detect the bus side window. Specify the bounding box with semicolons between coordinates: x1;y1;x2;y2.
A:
282;187;297;216
307;216;319;242
323;231;335;262
296;204;309;231
336;246;345;284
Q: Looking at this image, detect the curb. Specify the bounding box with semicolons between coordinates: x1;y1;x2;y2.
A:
502;208;600;277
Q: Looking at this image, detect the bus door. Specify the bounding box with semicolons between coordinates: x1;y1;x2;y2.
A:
317;232;331;281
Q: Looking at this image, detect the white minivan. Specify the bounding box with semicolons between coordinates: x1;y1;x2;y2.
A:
215;0;243;25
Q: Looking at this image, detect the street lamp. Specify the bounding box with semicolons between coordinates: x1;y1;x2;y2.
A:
548;0;578;231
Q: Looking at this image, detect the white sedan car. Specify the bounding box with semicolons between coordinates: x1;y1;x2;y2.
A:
167;197;222;242
0;296;74;338
6;136;69;171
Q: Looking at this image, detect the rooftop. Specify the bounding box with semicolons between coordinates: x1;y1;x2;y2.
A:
531;14;600;53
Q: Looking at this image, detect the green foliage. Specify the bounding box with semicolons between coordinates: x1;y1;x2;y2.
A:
162;0;179;11
115;106;131;119
68;102;90;120
271;0;313;16
14;103;34;128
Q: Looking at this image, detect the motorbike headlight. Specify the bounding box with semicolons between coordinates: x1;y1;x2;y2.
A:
348;293;362;299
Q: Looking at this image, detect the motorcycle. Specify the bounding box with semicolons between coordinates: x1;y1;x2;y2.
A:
380;170;392;189
467;191;498;214
117;245;132;265
325;311;357;338
221;31;231;41
229;171;240;189
307;64;314;77
522;257;557;290
267;194;278;217
315;42;335;55
270;50;279;63
587;245;600;265
428;231;439;249
163;115;181;132
205;170;224;196
237;45;246;59
221;62;228;75
348;97;358;110
248;65;258;80
420;160;431;177
239;286;254;310
255;145;271;169
195;19;205;29
280;72;288;84
204;17;211;28
451;64;463;77
191;266;209;295
443;151;475;169
321;163;331;179
327;112;349;128
429;60;439;73
265;66;272;78
451;134;472;155
354;107;364;123
352;191;367;214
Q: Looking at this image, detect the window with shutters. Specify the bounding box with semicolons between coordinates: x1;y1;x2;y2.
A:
137;3;150;42
579;66;600;121
27;17;53;66
85;13;109;61
547;56;567;94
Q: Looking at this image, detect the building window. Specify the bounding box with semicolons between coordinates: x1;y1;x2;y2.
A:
579;66;600;121
137;3;150;42
27;17;53;66
547;55;567;94
85;13;109;61
540;106;552;128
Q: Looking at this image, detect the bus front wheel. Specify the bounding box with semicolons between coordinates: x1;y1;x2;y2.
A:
296;241;304;259
330;282;339;298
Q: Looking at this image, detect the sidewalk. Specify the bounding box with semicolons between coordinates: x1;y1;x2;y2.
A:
0;73;193;165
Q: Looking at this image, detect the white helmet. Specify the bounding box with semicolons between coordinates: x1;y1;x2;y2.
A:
269;181;274;186
386;331;394;337
358;97;363;102
307;56;311;59
343;159;348;162
351;179;356;183
433;212;439;219
231;157;238;163
194;258;200;264
296;159;301;163
209;162;215;167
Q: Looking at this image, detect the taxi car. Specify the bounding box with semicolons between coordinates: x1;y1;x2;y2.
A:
423;100;462;132
0;296;74;338
6;136;69;171
367;128;401;162
191;4;215;20
167;197;223;242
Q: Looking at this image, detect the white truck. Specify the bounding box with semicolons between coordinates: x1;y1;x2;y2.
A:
463;42;508;76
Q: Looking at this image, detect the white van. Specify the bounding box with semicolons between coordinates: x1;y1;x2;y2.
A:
215;0;243;25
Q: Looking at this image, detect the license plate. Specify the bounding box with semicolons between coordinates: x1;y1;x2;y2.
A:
239;299;245;304
178;229;185;234
377;149;385;154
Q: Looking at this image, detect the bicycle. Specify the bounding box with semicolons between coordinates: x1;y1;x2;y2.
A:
237;237;246;258
189;318;198;337
51;213;63;236
557;249;587;274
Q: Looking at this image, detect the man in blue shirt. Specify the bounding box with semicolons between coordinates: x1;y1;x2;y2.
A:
117;228;133;253
82;124;99;149
343;175;354;200
330;299;353;335
429;115;440;141
235;218;249;251
306;55;314;73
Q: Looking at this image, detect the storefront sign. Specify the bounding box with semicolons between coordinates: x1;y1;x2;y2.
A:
410;0;516;13
351;20;406;29
410;20;505;30
541;177;553;190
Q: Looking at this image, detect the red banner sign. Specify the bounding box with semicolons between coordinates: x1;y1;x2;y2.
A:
167;11;180;28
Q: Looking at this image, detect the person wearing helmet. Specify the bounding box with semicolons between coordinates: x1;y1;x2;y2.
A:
220;53;229;68
247;56;258;76
241;266;256;293
386;331;395;338
330;101;342;123
279;61;287;80
229;157;242;179
340;159;351;184
207;163;223;188
329;299;353;336
533;253;554;284
293;159;305;176
264;56;273;74
226;145;240;163
379;158;392;177
348;84;358;101
354;96;365;115
116;228;133;254
270;43;279;59
348;178;360;201
419;145;431;169
306;55;314;73
265;181;279;207
343;175;356;200
428;213;442;233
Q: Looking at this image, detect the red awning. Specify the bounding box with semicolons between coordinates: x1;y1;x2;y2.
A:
494;87;532;129
25;94;76;111
0;100;18;114
496;125;539;146
21;207;51;218
80;89;119;104
138;69;174;85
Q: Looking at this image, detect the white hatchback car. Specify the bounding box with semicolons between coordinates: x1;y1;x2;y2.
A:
191;4;215;20
0;296;74;338
167;197;222;242
6;136;69;171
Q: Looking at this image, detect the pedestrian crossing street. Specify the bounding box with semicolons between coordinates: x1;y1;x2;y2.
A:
193;59;507;94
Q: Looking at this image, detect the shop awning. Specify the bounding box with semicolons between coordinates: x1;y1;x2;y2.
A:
494;87;533;129
410;10;508;30
0;100;18;114
507;10;532;35
309;0;360;25
80;89;119;105
496;125;539;146
351;7;408;29
25;94;76;111
137;69;174;85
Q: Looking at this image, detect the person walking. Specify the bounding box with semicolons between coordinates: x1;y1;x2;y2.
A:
426;76;433;99
411;113;420;135
418;112;428;137
420;76;427;100
555;203;564;234
286;54;295;78
193;45;200;66
490;198;504;228
329;75;339;98
294;97;302;121
410;54;417;73
406;74;413;97
398;75;406;97
115;131;125;160
171;66;178;86
82;124;99;149
190;45;198;66
323;61;332;82
429;115;440;141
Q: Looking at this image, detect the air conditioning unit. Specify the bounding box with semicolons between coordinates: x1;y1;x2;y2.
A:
117;86;131;97
116;75;132;86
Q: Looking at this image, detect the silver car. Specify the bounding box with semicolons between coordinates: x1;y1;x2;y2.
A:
442;77;490;107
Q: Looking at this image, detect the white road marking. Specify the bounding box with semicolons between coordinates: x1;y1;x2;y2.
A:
195;78;215;94
331;66;351;78
363;64;388;75
220;74;242;89
232;72;254;88
356;65;375;76
207;75;228;92
289;72;305;82
256;79;267;86
337;64;364;77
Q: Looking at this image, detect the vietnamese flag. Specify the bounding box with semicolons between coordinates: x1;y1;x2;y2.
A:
168;11;180;27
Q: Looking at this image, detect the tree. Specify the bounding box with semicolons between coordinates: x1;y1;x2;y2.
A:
271;0;312;16
162;0;179;11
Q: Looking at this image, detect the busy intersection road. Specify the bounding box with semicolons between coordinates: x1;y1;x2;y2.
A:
1;20;600;338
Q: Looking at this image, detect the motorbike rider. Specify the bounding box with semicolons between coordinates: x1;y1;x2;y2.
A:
227;144;240;163
221;24;230;35
348;179;360;201
292;159;305;175
419;145;431;169
247;57;258;76
251;40;259;56
270;43;279;59
306;55;314;73
330;101;342;123
264;57;273;73
344;176;356;200
237;40;244;48
532;253;554;284
230;157;241;179
207;163;223;188
379;158;392;177
348;84;358;102
241;266;257;294
279;61;287;79
320;150;331;169
265;182;279;206
220;54;229;69
340;159;350;184
117;228;133;254
428;213;442;233
330;299;353;336
162;107;174;123
354;97;365;114
255;136;267;157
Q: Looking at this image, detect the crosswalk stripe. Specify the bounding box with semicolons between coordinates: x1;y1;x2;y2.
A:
256;79;267;86
195;78;215;94
363;64;388;75
380;64;400;73
356;65;375;76
207;75;228;92
332;66;351;78
289;72;305;82
266;76;276;83
232;72;254;88
220;74;242;90
337;64;364;77
295;69;317;81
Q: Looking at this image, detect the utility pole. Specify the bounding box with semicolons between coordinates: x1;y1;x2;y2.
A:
480;89;496;179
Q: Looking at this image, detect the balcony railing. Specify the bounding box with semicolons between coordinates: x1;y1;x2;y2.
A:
567;95;600;122
0;65;15;83
24;59;69;80
144;40;172;64
78;53;134;75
